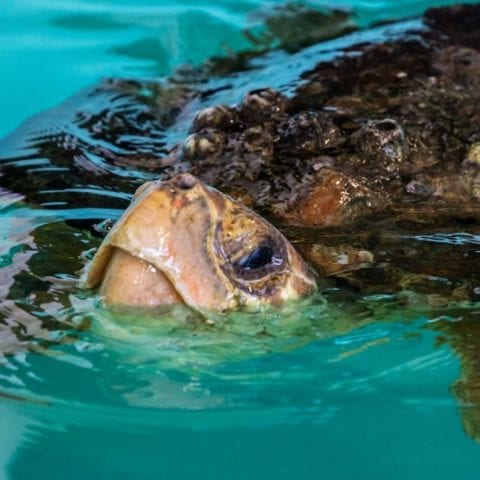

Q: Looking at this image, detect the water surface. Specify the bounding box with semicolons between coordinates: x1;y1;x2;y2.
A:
2;1;480;479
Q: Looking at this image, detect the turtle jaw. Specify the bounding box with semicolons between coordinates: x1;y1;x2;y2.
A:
98;247;185;307
86;174;237;311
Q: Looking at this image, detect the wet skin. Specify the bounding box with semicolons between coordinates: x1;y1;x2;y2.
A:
86;173;315;311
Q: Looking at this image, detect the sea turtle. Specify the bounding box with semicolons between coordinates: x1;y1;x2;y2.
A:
85;172;315;310
1;3;480;438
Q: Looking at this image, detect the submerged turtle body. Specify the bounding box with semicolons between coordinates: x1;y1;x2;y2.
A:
147;4;480;234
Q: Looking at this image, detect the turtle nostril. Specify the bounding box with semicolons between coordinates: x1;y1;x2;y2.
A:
173;173;197;190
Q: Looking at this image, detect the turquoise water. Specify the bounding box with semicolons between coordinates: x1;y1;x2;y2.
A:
3;0;480;138
2;1;480;479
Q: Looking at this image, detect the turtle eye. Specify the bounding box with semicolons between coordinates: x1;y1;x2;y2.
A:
237;246;276;270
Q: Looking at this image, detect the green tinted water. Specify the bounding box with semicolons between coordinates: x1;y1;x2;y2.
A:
2;1;480;479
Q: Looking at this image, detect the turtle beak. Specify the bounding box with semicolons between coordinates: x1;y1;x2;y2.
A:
86;174;236;311
92;175;205;307
96;247;185;307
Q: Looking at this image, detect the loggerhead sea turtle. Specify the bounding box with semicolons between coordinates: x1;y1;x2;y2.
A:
1;3;480;439
85;172;315;311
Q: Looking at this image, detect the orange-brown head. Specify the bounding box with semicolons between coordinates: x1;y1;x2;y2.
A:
85;173;316;312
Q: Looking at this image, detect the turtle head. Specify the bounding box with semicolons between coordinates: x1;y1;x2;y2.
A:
86;173;315;312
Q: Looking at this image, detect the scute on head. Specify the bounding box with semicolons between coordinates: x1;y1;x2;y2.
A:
85;173;315;312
